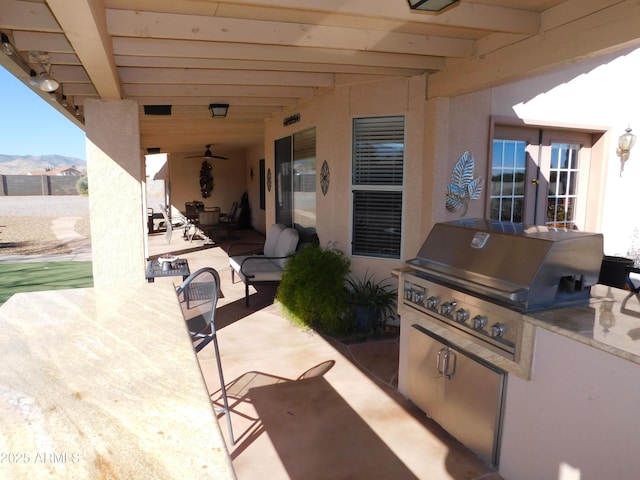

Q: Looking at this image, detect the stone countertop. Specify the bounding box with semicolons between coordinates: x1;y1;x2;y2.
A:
0;284;236;479
525;284;640;366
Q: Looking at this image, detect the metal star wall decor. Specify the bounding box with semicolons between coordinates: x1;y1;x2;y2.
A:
445;151;484;217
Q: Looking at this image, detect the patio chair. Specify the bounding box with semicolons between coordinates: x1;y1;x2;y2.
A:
219;202;239;224
175;267;235;446
160;205;196;244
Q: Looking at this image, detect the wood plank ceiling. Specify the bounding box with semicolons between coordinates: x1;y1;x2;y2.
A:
1;0;639;157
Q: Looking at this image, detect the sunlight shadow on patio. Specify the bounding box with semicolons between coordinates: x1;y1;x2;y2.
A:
248;375;418;480
209;361;336;457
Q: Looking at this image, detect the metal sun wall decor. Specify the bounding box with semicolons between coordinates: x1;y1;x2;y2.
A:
199;160;214;198
445;151;484;217
320;160;330;196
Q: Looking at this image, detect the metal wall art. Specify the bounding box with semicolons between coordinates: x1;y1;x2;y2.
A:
199;160;214;198
283;113;300;126
320;160;330;196
445;151;484;216
266;168;272;192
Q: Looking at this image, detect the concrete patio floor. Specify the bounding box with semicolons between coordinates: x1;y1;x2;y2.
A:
147;228;504;480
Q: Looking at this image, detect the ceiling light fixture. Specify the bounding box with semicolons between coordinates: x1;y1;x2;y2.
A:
1;33;12;55
27;51;59;92
1;33;59;92
29;70;59;92
407;0;459;13
209;103;229;118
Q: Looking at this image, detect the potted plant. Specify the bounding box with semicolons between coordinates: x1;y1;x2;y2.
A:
347;273;397;334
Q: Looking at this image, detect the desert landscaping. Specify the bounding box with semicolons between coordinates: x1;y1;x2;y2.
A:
0;196;90;256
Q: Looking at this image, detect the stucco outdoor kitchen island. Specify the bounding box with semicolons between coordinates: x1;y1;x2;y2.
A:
0;283;236;480
500;284;640;480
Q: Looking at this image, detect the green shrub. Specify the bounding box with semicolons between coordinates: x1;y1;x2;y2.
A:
76;176;89;196
276;243;352;335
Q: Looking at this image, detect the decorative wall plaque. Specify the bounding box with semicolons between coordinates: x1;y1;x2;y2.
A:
267;168;272;192
320;160;330;196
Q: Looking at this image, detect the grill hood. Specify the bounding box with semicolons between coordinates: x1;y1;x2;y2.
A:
406;219;604;312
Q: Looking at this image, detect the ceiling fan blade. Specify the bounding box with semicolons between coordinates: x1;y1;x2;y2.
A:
185;144;227;159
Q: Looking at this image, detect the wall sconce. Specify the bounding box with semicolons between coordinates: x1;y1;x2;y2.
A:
407;0;459;13
209;103;229;118
617;127;637;176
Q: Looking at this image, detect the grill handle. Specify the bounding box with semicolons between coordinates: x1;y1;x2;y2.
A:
436;348;446;376
408;264;529;303
444;350;457;379
436;348;457;379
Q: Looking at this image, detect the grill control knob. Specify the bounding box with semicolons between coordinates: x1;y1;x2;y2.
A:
472;315;487;330
439;301;457;316
426;296;439;310
490;323;507;338
454;308;469;323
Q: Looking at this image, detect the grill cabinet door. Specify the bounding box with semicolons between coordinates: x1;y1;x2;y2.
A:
442;345;506;467
406;324;506;467
407;324;446;419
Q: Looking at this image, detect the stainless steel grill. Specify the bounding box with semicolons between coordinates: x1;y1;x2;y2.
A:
406;218;604;313
397;218;604;467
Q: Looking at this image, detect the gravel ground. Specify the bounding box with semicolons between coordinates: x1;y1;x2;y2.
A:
0;196;91;255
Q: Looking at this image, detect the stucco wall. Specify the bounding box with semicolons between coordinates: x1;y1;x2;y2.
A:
486;45;640;257
84;99;146;286
260;45;640;282
169;148;248;221
264;75;427;283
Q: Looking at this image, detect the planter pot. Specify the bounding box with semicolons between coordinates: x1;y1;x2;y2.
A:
355;307;379;333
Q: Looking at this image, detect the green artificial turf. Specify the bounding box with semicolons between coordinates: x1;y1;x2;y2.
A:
0;261;93;306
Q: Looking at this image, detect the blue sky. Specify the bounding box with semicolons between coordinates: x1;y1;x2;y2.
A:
0;65;86;160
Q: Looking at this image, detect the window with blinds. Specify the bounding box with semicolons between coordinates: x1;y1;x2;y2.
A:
351;116;404;259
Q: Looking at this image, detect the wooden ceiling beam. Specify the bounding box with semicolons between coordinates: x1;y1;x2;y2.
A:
118;67;335;88
47;0;122;99
113;55;427;76
106;9;475;57
112;37;445;71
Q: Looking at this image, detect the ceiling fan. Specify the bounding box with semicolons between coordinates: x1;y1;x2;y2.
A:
186;144;228;160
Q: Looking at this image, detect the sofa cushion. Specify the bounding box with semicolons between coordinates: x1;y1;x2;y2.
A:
230;255;284;282
273;228;299;268
263;223;286;257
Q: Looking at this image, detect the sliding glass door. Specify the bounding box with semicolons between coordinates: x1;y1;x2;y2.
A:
274;128;316;233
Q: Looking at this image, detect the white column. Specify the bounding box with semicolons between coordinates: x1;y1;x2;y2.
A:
84;98;146;286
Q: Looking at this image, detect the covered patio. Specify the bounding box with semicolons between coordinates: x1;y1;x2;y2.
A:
146;229;503;479
3;2;640;478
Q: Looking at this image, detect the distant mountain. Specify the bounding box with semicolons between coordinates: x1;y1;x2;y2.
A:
0;154;86;175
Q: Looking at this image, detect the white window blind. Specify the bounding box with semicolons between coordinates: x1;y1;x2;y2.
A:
352;115;404;259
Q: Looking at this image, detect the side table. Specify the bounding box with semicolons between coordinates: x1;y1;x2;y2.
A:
146;258;190;283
